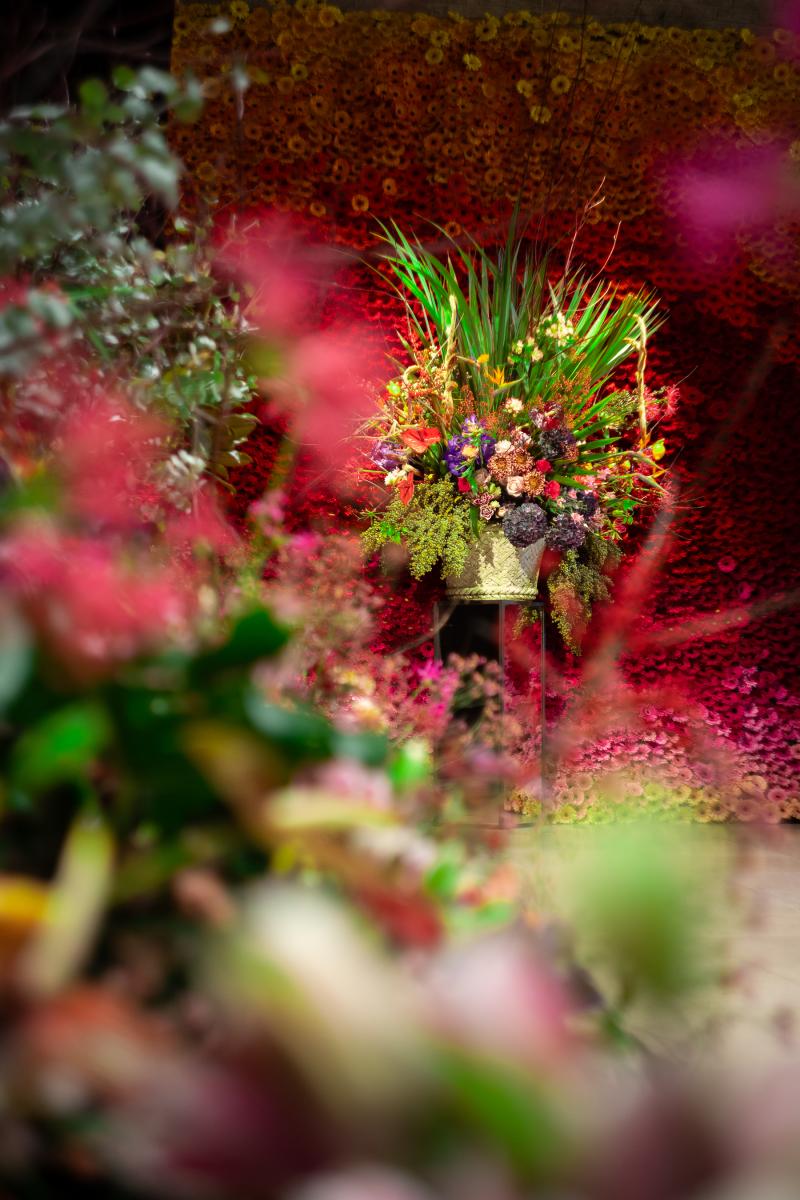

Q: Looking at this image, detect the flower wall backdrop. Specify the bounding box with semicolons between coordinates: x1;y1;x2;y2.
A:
171;1;800;820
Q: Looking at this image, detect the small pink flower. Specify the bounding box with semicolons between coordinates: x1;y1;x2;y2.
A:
544;480;560;499
506;475;525;497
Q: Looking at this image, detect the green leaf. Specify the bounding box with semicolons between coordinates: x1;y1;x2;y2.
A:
268;788;397;832
10;703;111;794
27;288;74;329
389;738;432;791
191;608;291;680
437;1047;569;1180
136;67;177;96
332;728;388;767
79;78;108;114
244;695;335;762
18;808;114;998
111;65;138;91
0;612;32;713
425;856;462;900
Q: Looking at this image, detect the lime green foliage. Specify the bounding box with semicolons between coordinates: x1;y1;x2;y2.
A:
363;479;472;580
548;534;620;655
514;603;540;637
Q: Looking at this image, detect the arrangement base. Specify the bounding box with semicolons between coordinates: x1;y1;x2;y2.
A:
446;526;544;602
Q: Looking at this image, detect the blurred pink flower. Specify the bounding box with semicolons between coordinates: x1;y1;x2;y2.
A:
216;214;340;340
290;1168;435;1200
0;523;191;678
279;327;386;480
671;144;800;256
165;489;239;556
59;395;166;529
427;931;573;1071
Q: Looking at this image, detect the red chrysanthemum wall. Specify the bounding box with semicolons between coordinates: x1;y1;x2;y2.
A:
171;2;800;820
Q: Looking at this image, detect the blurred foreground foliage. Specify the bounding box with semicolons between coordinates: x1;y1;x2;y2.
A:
0;66;792;1200
0;65;256;489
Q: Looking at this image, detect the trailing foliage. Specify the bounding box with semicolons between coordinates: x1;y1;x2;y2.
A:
363;478;473;580
548;533;620;655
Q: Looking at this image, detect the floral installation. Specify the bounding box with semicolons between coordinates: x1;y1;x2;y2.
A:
362;220;676;647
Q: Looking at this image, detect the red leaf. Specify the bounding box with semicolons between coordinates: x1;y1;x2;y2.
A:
398;473;415;505
355;884;442;948
400;426;441;454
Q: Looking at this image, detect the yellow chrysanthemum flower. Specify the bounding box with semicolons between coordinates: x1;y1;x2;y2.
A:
550;73;572;95
318;4;342;27
475;15;499;41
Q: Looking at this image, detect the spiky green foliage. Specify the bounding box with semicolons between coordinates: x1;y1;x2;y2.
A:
547;534;620;655
376;218;550;403
376;219;662;432
363;479;473;580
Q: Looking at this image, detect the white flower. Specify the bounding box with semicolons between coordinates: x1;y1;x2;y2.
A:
384;465;412;486
494;439;512;455
504;397;524;414
530;346;543;362
513;339;524;354
506;475;525;496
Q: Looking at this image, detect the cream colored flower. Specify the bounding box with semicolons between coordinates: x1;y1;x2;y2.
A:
506;475;525;496
504;397;523;413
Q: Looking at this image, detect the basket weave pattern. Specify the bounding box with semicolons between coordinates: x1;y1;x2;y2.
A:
446;526;543;601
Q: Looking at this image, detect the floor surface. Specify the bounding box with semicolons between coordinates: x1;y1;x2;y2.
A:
508;822;800;1064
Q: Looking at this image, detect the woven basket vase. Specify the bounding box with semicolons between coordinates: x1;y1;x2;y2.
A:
446;525;544;601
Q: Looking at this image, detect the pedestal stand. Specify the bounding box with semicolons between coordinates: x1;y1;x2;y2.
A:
432;597;547;820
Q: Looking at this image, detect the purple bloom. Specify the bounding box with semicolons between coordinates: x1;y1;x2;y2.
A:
444;420;496;477
371;440;404;471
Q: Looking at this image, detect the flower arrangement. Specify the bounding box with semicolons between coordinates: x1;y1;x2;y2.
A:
363;220;676;644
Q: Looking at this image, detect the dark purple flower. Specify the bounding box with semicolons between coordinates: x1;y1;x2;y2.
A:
575;490;599;517
538;426;577;462
546;511;588;551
